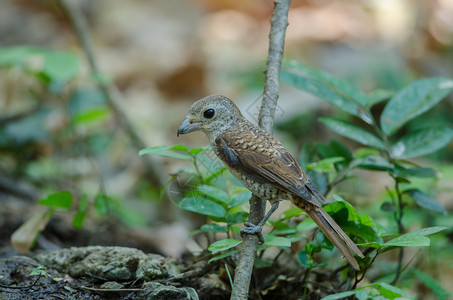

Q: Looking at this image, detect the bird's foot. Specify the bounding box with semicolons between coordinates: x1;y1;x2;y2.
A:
240;222;265;244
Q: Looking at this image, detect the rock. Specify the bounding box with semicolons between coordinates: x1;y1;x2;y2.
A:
142;282;198;300
100;281;125;289
34;246;181;281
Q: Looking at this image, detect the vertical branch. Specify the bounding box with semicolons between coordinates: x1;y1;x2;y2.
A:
391;179;405;284
59;0;164;187
231;1;290;299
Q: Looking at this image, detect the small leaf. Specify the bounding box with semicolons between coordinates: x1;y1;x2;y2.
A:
381;202;397;212
320;118;386;150
281;71;367;121
197;185;229;204
391;127;453;158
42;50;80;83
296;218;317;232
28;266;49;277
297;250;310;267
201;223;227;233
208;249;240;263
39;191;72;209
321;290;358;300
178;196;226;217
229;191;251;207
356;242;381;248
377;282;409;299
226;211;248;224
283;61;369;107
355;156;393;171
380;77;453;135
139;146;193;160
169;145;190;152
72;212;86;230
412;269;451;300
394;166;437;178
381;233;430;250
405;189;447;214
264;236;291;247
406;226;447;237
366;89;395;106
281;207;302;220
208;239;242;254
306;156;345;172
0;46;40;66
190;145;211;155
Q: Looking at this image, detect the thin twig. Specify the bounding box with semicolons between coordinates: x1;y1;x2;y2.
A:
231;1;290;299
59;0;164;187
391;177;405;285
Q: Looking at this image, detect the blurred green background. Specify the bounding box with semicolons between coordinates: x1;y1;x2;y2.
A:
0;0;452;298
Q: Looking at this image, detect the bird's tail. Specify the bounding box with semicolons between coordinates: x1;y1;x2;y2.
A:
304;204;364;270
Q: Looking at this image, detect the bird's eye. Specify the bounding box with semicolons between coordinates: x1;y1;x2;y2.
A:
203;109;215;119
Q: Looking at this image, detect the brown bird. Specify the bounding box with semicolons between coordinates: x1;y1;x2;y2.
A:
177;95;364;270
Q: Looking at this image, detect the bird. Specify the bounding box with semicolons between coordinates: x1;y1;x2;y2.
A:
177;94;364;270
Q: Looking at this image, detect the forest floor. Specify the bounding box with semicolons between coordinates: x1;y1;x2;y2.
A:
0;196;340;300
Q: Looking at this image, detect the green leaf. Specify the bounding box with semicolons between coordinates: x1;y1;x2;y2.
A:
79;194;88;211
39;191;72;209
355;156;393;171
366;89;395;106
72;212;86;230
406;226;447;237
412;269;451;300
381;202;397;212
190;145;210;155
94;193;111;216
74;107;110;124
405;189;447;214
208;249;240;263
296;218;317;232
229;191;251;207
306;156;345;172
200;223;227;233
394;166;437;178
380;77;453;135
356;242;381;248
321;290;358;300
281;70;367;121
28;266;49;277
264;236;291;247
281;207;302;220
391;126;453;158
381;233;430;250
377;282;409;299
297;250;310;267
178;196;226;217
320;118;386;150
139;145;193;160
197;184;229;204
0;46;40;66
42;50;80;83
283;61;369;107
208;239;242;254
226;211;248;224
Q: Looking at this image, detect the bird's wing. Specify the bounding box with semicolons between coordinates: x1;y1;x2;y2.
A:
216;131;322;206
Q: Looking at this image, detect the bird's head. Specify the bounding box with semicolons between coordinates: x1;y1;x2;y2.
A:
177;95;243;141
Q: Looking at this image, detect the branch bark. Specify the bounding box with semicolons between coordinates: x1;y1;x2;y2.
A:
231;1;290;299
59;0;164;187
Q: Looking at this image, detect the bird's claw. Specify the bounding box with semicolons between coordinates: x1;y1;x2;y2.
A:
240;222;265;244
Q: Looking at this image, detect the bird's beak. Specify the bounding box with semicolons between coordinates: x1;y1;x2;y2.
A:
177;117;200;137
